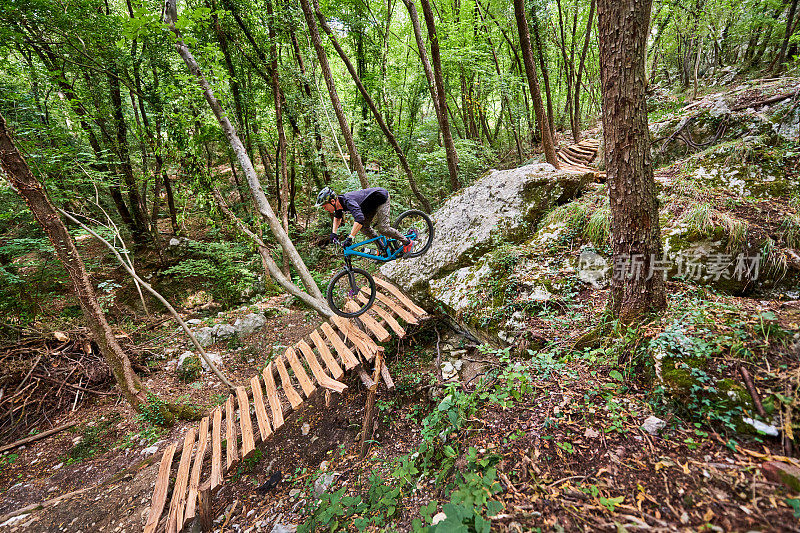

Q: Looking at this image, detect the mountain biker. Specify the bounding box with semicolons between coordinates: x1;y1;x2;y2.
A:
315;186;414;256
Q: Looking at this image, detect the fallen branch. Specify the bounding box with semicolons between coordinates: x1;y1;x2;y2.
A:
31;373;114;396
0;420;77;454
739;365;767;419
732;90;798;111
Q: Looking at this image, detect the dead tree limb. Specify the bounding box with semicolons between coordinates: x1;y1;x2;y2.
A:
0;421;78;454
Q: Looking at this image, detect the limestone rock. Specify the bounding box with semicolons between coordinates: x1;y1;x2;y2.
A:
233;313;266;337
381;163;592;301
641;416;667;436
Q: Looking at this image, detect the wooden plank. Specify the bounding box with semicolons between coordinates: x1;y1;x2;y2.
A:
309;329;344;379
344;301;392;342
297;340;347;394
374;278;426;317
225;395;238;470
235;386;256;459
184;416;209;526
210;407;223;490
263;363;285;429
357;294;405;337
144;441;178;533
284;347;316;398
371;290;418;324
320;322;359;370
274;357;303;409
331;315;378;361
166;427;196;533
250;375;273;442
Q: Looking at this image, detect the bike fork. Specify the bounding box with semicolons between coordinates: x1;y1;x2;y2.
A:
344;257;359;297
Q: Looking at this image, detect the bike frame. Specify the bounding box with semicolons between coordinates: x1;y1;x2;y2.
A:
342;235;404;264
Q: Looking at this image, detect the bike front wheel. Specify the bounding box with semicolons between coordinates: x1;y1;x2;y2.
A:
394;209;434;258
326;267;377;318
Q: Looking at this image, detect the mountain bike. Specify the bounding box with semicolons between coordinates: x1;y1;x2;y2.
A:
326;209;433;318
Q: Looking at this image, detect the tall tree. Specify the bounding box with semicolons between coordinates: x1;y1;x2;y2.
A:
403;0;461;190
164;0;331;316
597;0;666;322
298;0;369;188
0;113;145;408
315;0;432;211
419;0;461;189
513;0;559;167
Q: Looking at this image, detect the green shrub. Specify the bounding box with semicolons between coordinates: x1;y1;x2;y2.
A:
163;240;257;305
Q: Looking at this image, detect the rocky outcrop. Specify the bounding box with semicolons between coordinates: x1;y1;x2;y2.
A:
381;163;593;340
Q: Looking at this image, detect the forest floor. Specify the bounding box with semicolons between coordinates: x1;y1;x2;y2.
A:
0;280;799;532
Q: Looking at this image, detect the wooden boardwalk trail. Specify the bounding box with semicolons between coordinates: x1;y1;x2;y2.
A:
144;278;427;533
557;138;605;178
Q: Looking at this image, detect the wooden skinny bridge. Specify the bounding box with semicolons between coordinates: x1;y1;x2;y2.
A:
557;138;605;179
144;278;427;533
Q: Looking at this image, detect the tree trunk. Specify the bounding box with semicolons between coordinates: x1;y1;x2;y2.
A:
532;16;555;140
164;4;327;309
107;70;149;244
419;0;461;190
297;0;369;188
774;0;799;71
597;0;666;322
315;0;432;211
265;0;292;277
573;0;596;142
0;113;145;408
514;0;559;167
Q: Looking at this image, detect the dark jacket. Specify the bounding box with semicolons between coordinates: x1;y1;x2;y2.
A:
335;187;389;224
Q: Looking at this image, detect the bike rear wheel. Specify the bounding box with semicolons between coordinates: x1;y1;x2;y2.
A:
326;267;377;318
394;210;434;258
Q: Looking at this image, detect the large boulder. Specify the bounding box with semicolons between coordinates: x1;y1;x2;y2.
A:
381;163;593;308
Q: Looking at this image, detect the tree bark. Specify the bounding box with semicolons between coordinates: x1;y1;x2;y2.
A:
265;0;292;277
164;4;327;309
0;113;145;408
314;0;432;211
298;0;369;188
573;0;596;142
418;0;461;189
597;0;666;322
513;0;559;167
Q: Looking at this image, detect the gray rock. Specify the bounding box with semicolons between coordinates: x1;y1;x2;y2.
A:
233;313;266;337
381;163;592;301
213;323;236;341
194;327;215;348
313;473;338;497
301;423;310;436
141;445;158;456
641;416;667;435
168;237;181;247
186;318;202;325
271;524;296;533
441;361;457;381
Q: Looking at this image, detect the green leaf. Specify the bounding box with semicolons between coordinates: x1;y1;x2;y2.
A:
609;370;624;381
787;498;800;518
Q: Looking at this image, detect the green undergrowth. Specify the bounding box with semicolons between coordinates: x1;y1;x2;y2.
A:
299;347;530;532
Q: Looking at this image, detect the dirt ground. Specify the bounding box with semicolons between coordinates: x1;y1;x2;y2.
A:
1;290;800;532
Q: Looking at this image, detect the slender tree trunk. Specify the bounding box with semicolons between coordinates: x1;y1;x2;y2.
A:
315;0;432;211
532;17;555;139
419;0;461;189
573;0;596;142
107;70;149;244
265;0;292;277
514;0;559;167
165;3;327;308
774;0;799;71
298;0;369;188
597;0;666;322
288;25;332;185
0;113;145;408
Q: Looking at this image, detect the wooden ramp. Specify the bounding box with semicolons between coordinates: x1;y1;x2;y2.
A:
557;138;605;179
144;279;426;533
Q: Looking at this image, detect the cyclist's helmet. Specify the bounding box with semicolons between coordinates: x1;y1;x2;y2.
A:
315;186;337;207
